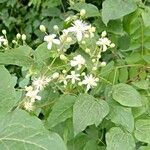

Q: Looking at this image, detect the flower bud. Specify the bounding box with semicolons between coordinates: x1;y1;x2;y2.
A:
92;59;96;63
80;9;86;17
3;40;8;46
81;72;86;76
110;43;115;48
12;40;17;44
81;41;86;44
95;78;99;82
39;25;46;32
53;25;59;31
85;48;90;53
2;29;6;35
101;31;107;37
62;70;67;74
91;27;96;32
85;34;89;38
92;67;97;71
52;72;59;79
100;61;106;67
78;82;82;86
65;17;71;22
21;34;26;41
16;33;21;39
60;54;67;60
97;54;101;59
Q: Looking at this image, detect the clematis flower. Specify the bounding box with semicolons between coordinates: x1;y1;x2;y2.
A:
0;36;7;46
66;71;80;84
82;74;98;91
70;55;85;70
24;101;34;111
44;34;60;50
25;88;41;102
96;37;111;52
32;76;51;91
67;19;90;41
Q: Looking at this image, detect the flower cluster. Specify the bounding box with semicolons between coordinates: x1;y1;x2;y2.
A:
24;76;51;111
0;29;28;49
23;16;115;110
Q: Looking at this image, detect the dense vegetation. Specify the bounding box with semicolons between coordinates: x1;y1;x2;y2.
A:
0;0;150;149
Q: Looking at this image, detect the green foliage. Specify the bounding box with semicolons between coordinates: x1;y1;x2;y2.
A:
73;94;109;135
102;0;137;25
134;119;150;144
0;109;67;150
106;127;135;150
0;0;150;149
112;83;142;107
0;66;17;117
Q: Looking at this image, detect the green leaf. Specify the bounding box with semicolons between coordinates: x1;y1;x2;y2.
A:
0;66;17;117
102;0;137;25
134;119;150;144
139;145;150;150
142;7;150;27
0;0;7;3
112;83;142;107
106;127;135;150
73;94;109;136
34;43;51;63
119;67;128;83
47;95;76;129
132;80;149;90
83;140;100;150
108;101;134;132
70;2;100;18
43;0;61;7
0;109;67;150
132;96;150;118
0;46;34;67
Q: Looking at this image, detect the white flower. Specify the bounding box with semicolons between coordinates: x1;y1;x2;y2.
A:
59;74;67;85
96;37;111;52
70;55;85;70
0;36;7;46
66;71;80;84
67;19;90;41
82;74;98;91
26;89;41;102
44;34;60;50
24;101;34;111
33;76;51;90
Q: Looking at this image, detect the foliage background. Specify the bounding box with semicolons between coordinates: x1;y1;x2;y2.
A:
0;0;150;150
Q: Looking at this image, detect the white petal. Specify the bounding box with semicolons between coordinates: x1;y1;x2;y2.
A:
67;27;76;32
77;65;82;70
72;79;75;84
53;39;60;45
36;95;41;101
47;43;52;50
70;60;78;67
76;31;83;41
86;84;91;91
102;45;107;52
44;36;48;42
51;34;56;38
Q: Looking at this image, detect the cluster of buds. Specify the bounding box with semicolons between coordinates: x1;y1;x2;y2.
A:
0;30;8;47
